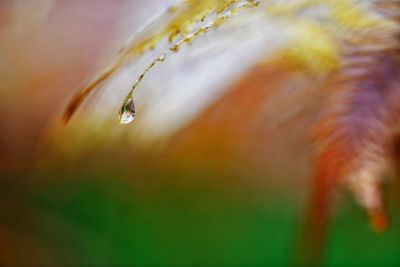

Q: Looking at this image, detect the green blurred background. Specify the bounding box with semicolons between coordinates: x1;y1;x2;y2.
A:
4;161;400;266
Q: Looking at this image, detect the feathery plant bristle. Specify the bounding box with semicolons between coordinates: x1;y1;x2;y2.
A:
62;0;260;124
62;0;387;125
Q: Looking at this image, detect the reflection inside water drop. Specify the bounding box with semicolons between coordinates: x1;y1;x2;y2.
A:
119;97;136;124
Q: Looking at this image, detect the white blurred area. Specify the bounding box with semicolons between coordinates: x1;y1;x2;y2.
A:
91;7;286;143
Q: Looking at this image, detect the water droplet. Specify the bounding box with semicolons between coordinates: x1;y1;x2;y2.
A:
119;97;136;124
158;54;166;61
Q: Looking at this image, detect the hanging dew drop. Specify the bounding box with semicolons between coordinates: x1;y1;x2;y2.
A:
119;97;136;124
